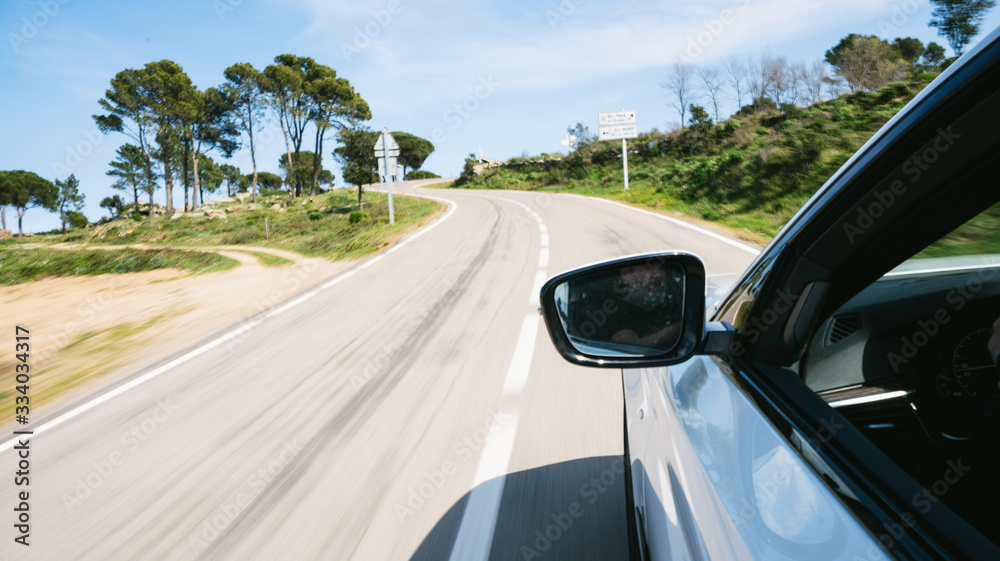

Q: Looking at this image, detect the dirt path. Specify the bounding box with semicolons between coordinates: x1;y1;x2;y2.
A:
23;242;306;266
0;247;351;427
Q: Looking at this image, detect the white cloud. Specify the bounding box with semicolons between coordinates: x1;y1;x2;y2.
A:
287;0;907;107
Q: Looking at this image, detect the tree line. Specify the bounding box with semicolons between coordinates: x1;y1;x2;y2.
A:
93;55;371;215
1;54;437;235
0;171;85;236
660;0;993;128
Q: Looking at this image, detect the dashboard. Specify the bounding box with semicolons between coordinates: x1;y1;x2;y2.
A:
801;263;1000;440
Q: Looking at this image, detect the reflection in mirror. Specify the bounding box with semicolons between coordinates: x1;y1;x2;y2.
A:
554;262;685;357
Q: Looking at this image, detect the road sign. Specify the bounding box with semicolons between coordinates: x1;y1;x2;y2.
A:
373;131;400;153
598;124;638;141
598;110;637;126
374;129;398;224
599;110;638;190
377;157;398;180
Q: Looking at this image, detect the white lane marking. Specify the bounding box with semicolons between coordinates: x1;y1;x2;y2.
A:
538;247;549;269
529;269;548;306
322;270;356;289
448;195;549;561
501;316;541;397
0;316;261;452
266;291;317;318
358;255;384;270
528;191;760;255
448;411;520;561
0;196;461;454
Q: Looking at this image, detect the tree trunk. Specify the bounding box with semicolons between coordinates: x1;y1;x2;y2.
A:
132;183;140;214
248;105;258;203
280;113;294;195
358;184;363;209
287;109;306;197
60;204;66;234
1;205;6;230
311;126;324;196
191;149;201;210
17;208;25;237
143;152;155;214
163;148;174;214
182;141;190;212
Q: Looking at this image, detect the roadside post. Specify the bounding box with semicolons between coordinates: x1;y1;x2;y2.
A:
374;128;400;224
598;110;637;190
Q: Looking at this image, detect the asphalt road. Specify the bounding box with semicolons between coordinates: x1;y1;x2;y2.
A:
1;181;758;560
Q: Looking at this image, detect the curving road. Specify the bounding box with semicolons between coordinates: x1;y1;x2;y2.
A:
1;180;757;560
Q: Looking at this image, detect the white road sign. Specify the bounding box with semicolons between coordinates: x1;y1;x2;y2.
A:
374;130;400;179
374;131;400;153
599;110;637;126
599;110;638;190
377;156;398;179
374;129;399;224
598;124;638;141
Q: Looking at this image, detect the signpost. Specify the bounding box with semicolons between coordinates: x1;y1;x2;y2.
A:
374;128;399;224
598;110;637;190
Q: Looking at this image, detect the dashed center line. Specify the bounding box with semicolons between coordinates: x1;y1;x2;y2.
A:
449;195;548;561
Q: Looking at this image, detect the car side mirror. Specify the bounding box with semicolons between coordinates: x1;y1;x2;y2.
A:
539;252;708;368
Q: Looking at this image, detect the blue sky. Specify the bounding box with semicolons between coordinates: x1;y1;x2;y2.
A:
2;0;999;233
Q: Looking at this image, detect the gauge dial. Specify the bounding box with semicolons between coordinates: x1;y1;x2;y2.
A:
935;371;965;398
952;328;994;396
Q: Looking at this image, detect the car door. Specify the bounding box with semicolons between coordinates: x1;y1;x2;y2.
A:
634;354;886;561
632;26;1000;561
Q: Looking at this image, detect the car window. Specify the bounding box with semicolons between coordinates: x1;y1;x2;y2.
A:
800;199;1000;547
884;199;1000;275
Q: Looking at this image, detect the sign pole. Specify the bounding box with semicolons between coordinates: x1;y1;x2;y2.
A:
598;110;637;191
622;138;629;190
382;129;395;224
386;148;394;225
374;128;399;225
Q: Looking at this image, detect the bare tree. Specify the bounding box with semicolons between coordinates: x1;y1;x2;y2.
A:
805;60;829;104
723;55;748;108
660;60;696;128
784;61;807;107
760;51;789;105
745;55;765;106
697;65;725;123
825;74;848;99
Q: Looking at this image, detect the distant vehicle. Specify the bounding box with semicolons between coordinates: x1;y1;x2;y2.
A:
539;26;1000;561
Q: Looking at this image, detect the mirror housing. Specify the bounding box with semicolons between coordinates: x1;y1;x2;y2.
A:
539;252;708;368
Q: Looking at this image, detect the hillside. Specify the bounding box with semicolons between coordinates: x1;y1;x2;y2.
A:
455;82;928;243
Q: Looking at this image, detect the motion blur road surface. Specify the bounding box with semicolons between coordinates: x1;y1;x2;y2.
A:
1;180;757;560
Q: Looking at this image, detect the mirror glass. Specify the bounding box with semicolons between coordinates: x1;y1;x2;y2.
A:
553;261;686;357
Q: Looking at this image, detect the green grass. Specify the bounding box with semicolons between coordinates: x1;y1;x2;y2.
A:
422;180;455;189
20;189;444;261
230;249;293;267
916;200;1000;258
453;81;930;244
0;247;238;286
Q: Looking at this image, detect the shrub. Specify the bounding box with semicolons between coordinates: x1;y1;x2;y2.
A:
833;106;857;122
308;211;324;221
348;211;369;224
406;170;441;180
67;210;89;229
131;212;144;222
